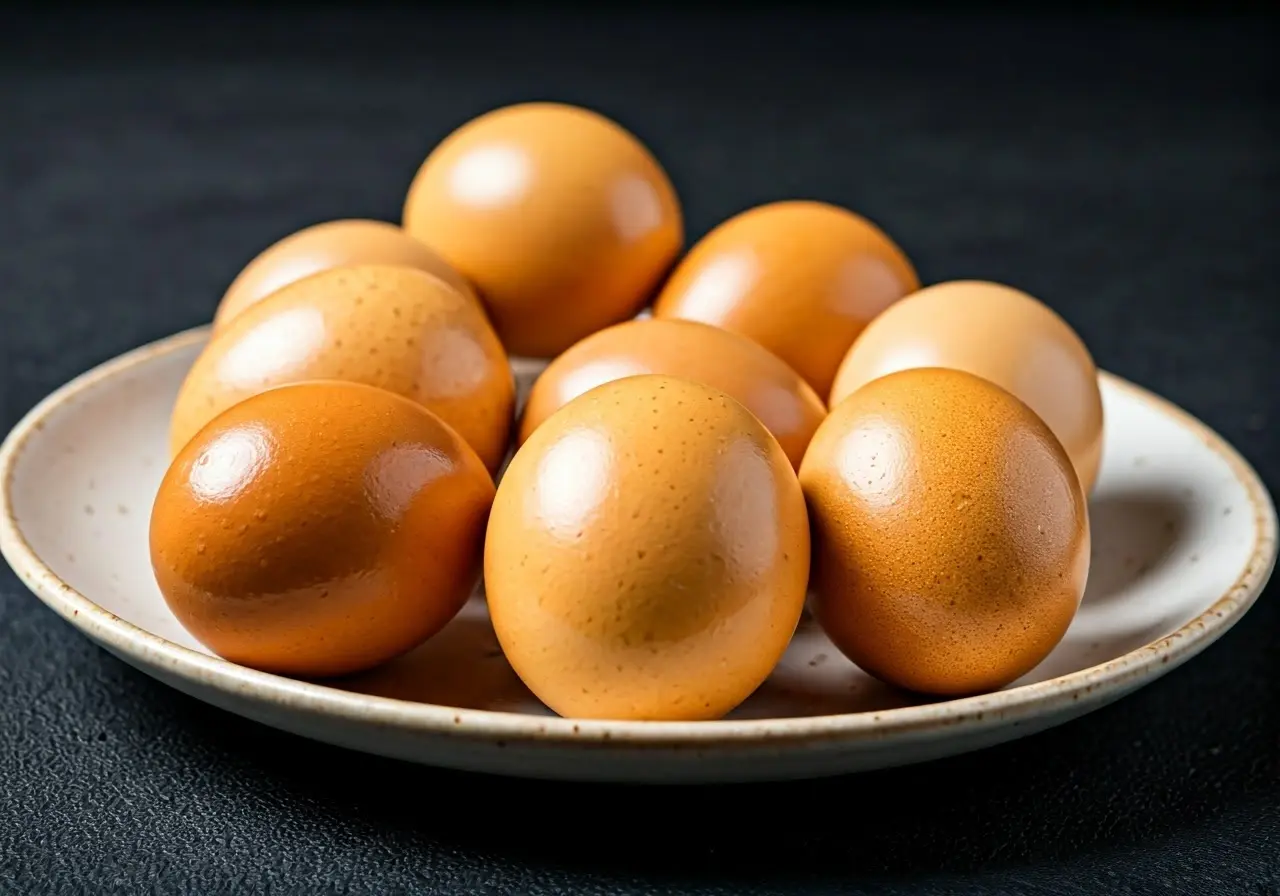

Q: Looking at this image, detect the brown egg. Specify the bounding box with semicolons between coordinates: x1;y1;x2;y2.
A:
171;264;515;473
829;279;1105;493
402;102;683;358
799;367;1090;696
652;200;918;397
149;381;495;678
519;318;825;469
212;218;475;332
485;374;810;721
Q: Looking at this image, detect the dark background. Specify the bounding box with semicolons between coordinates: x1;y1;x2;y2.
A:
1;9;1276;895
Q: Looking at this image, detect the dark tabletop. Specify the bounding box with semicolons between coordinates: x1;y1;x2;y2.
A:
1;9;1277;895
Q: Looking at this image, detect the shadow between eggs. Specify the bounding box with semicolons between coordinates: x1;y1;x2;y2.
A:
330;600;919;717
332;600;542;712
331;485;1203;716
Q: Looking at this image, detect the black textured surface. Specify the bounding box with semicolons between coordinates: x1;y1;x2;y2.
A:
1;10;1277;895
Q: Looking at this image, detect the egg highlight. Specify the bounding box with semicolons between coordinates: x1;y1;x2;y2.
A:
799;366;1090;696
519;317;826;469
403;102;684;357
485;374;810;721
172;264;514;472
150;381;495;678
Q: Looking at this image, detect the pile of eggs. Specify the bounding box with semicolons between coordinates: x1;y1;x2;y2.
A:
149;101;1102;721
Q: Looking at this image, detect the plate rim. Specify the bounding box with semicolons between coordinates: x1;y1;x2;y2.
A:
1;324;1275;751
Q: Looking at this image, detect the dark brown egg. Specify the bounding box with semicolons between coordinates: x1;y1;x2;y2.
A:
150;381;496;678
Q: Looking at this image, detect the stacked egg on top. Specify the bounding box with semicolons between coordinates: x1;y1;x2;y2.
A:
150;101;1103;719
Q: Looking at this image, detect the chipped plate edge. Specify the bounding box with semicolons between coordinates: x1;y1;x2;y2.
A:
0;324;1275;754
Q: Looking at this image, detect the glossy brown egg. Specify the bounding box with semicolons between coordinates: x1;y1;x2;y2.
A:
149;381;496;678
485;374;810;721
402;102;684;358
212;218;476;332
799;367;1090;696
171;264;515;473
518;318;826;469
829;279;1105;493
652;200;918;397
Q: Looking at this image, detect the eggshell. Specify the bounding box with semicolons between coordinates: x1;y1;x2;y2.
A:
652;200;918;397
485;374;810;721
170;264;515;473
829;279;1105;493
402;102;683;358
149;380;495;678
519;318;826;469
212;218;475;332
799;367;1090;696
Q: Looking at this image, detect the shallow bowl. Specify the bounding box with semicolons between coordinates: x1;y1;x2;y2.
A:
0;327;1273;782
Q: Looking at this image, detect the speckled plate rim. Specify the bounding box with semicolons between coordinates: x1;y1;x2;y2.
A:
0;324;1275;751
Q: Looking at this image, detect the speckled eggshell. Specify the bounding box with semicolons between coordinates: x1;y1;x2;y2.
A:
171;264;515;473
402;102;684;358
212;218;477;332
518;318;826;470
651;200;918;397
829;279;1105;494
485;374;810;721
799;367;1090;696
150;380;496;679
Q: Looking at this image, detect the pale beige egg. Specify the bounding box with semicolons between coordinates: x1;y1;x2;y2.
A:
830;279;1105;493
212;218;476;332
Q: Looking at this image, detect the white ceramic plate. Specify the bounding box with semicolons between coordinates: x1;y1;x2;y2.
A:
0;326;1274;783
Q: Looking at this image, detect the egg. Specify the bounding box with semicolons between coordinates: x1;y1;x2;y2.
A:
829;280;1105;493
402;102;684;358
799;367;1090;696
485;374;810;721
518;318;826;469
212;218;475;332
149;381;495;678
170;264;515;473
651;200;918;397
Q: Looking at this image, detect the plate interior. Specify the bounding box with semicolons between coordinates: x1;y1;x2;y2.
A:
5;339;1261;722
